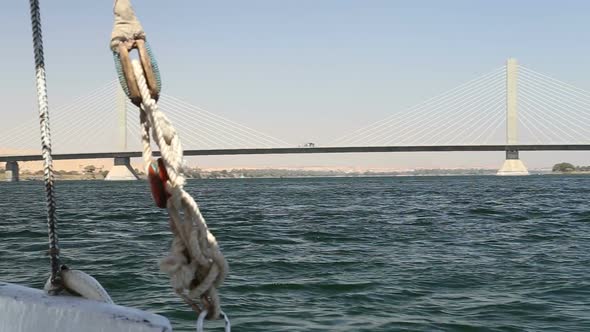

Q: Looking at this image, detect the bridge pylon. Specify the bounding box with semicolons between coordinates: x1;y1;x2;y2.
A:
497;58;529;176
104;157;139;181
4;161;19;182
104;88;138;181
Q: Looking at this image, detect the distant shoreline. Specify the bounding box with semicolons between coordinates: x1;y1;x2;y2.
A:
5;170;585;182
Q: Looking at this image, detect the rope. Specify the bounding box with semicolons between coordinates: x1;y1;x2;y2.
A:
28;0;61;290
131;60;229;320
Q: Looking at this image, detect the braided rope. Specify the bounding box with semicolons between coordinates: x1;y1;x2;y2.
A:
132;60;228;319
29;0;61;288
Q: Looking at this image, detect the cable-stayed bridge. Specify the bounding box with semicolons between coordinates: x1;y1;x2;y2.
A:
3;58;590;180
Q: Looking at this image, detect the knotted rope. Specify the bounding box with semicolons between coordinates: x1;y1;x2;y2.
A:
131;60;228;319
28;0;61;291
111;0;228;323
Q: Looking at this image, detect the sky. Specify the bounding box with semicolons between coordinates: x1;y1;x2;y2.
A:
1;0;590;170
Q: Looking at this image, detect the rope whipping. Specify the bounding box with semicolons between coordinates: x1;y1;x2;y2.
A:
28;0;61;290
111;0;229;322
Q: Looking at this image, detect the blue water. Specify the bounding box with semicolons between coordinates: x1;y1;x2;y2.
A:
1;176;589;331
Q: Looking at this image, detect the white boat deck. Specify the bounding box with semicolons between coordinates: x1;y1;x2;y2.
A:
0;282;172;332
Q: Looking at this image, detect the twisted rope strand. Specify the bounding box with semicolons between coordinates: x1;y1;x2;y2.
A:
29;0;61;288
132;60;228;320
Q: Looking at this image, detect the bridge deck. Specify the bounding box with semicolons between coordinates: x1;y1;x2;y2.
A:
1;145;589;162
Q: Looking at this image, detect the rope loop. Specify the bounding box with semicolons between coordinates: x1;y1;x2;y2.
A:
196;310;231;332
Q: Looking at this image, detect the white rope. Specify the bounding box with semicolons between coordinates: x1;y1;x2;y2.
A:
131;60;228;320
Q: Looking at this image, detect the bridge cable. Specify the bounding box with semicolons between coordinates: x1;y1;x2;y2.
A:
519;92;590;139
519;101;567;143
328;66;505;145
520;71;590;108
482;116;506;145
520;98;581;143
516;105;553;143
129;100;237;149
460;101;505;145
447;104;503;145
380;77;504;145
159;101;270;148
520;66;590;99
468;104;506;144
419;83;505;145
519;74;590;122
518;116;542;144
160;96;289;147
348;68;505;146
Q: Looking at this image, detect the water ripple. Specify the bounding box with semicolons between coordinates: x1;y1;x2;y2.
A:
0;176;589;331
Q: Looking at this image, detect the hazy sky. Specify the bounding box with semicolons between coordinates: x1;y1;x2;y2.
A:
2;1;590;169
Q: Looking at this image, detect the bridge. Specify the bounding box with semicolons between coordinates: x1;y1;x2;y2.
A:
3;58;590;180
2;145;590;163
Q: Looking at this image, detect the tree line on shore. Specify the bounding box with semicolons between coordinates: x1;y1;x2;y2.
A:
552;162;590;173
1;164;500;179
6;164;586;178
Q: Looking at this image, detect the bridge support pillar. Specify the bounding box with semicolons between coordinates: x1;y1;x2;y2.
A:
497;58;529;176
105;157;139;181
497;149;528;176
4;161;19;182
